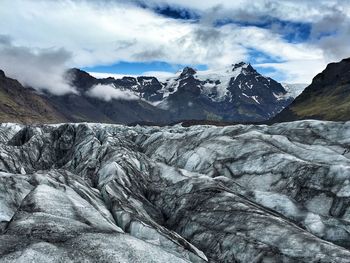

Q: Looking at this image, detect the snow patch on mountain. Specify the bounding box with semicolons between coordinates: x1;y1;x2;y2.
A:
194;64;245;102
282;83;308;98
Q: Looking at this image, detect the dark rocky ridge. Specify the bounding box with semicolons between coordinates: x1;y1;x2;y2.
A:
0;70;67;124
1;121;350;262
273;57;350;122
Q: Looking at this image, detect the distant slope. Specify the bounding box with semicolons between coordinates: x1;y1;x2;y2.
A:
273;58;350;122
0;70;66;124
44;68;171;124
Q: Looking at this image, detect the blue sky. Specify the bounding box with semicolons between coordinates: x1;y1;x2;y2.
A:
0;0;349;94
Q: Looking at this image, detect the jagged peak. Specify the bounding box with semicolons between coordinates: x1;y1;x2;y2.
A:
67;68;99;85
231;62;248;71
231;62;259;74
180;66;197;78
67;68;94;78
246;63;256;71
0;69;5;78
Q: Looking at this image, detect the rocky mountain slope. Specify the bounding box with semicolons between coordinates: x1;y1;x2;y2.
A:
273;58;350;122
44;68;170;124
110;62;293;122
0;63;293;124
1;120;350;262
0;70;67;124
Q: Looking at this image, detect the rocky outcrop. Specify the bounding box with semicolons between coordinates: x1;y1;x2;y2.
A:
1;121;350;262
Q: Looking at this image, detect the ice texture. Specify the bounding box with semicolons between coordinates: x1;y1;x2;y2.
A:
1;120;350;262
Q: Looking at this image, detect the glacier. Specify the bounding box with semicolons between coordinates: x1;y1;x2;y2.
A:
1;120;350;262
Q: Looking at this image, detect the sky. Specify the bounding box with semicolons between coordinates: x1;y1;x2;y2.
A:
0;0;349;94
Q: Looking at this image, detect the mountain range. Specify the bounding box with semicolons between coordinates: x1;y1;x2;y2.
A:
2;54;350;262
1;58;350;125
0;62;295;124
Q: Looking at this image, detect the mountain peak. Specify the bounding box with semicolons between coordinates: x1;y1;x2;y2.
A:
66;68;97;92
180;67;196;78
0;69;5;78
232;62;248;71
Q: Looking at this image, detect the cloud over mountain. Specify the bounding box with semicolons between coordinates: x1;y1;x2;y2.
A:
87;84;139;101
0;35;75;95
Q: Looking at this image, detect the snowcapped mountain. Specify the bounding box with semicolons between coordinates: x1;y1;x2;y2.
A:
2;121;350;262
0;63;293;124
156;63;250;104
109;62;293;122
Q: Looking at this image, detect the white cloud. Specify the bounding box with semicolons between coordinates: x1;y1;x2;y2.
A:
1;0;245;67
0;0;349;86
89;71;174;81
88;72;137;79
87;84;139;101
0;37;76;95
138;0;350;23
141;71;176;80
256;59;327;84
